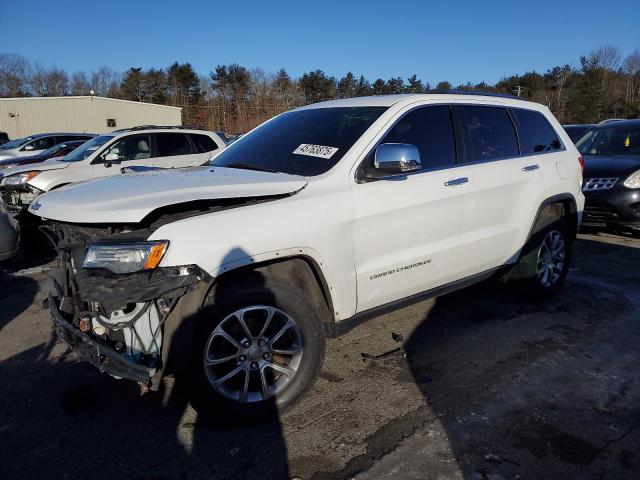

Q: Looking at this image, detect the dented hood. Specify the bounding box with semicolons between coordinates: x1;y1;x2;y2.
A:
30;166;307;223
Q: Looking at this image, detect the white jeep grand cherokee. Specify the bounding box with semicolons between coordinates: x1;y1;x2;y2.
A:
0;126;226;214
30;94;584;418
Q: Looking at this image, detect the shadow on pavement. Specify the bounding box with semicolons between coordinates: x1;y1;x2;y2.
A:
400;236;640;479
0;270;39;330
2;236;639;479
0;248;290;480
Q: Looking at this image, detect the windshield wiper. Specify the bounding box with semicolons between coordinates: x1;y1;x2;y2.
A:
220;162;277;173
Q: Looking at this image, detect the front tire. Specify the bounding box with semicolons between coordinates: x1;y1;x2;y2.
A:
187;280;326;421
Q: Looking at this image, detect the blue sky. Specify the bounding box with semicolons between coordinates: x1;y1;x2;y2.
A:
1;0;638;85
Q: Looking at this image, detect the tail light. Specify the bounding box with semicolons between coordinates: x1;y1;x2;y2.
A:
578;156;584;170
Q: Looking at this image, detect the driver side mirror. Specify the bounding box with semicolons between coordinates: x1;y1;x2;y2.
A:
365;143;421;179
23;145;35;151
104;152;121;168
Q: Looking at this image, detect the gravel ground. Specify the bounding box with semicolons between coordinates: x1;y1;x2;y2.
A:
0;231;638;480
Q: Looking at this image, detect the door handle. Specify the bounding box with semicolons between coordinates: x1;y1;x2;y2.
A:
522;164;539;172
444;177;469;186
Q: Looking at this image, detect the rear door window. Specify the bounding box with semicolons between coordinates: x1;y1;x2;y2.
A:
189;133;218;153
155;133;193;157
460;106;519;162
513;109;562;154
377;105;457;170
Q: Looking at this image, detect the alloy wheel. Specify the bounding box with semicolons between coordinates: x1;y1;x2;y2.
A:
536;230;566;287
203;305;303;403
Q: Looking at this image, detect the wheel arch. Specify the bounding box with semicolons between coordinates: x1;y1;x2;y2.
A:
160;254;336;378
526;193;579;245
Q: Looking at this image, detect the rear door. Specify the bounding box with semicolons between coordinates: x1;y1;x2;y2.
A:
152;132;204;168
455;105;546;274
352;104;473;312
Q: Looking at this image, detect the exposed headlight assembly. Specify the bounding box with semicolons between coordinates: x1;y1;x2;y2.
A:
623;169;640;189
83;241;169;274
0;171;40;186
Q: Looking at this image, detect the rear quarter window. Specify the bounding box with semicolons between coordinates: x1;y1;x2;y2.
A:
189;134;218;153
461;106;519;162
513;109;563;154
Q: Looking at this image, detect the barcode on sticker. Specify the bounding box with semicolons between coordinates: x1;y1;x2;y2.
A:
293;144;338;159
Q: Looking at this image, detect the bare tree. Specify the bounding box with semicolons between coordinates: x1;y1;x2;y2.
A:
31;65;69;96
623;49;640;104
90;67;121;97
589;45;622;71
71;71;91;95
0;53;31;97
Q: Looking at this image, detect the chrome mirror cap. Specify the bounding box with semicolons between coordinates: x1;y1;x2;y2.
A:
372;143;421;177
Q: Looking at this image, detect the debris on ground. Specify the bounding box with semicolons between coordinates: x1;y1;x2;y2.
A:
391;331;404;343
360;347;405;362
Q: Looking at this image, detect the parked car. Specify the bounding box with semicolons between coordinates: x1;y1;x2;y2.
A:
30;93;583;418
563;124;595;143
0;140;88;171
0;133;95;162
0;127;226;215
0;196;19;261
576;119;640;233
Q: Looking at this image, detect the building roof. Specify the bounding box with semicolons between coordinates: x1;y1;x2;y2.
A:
0;95;181;111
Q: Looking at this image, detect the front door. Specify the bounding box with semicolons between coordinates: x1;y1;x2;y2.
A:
92;133;156;177
352;105;472;312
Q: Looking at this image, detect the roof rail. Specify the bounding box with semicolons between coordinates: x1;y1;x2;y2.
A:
428;89;530;101
113;125;199;132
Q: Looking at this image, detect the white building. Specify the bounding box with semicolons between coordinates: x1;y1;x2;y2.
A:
0;96;182;139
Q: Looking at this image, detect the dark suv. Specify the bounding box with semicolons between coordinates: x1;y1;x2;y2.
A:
577;119;640;232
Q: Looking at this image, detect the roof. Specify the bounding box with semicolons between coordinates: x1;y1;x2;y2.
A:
297;91;539;110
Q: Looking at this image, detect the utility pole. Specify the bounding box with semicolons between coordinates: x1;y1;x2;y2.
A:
513;85;524;97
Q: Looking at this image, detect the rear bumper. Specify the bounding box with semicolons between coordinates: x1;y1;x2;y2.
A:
582;187;640;228
48;295;155;383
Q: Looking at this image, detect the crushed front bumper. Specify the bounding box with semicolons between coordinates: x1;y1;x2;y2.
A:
48;295;155;383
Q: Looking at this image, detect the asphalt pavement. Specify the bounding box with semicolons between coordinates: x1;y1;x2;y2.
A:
1;231;639;479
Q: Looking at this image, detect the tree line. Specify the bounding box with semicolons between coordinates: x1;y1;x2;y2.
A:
1;45;639;134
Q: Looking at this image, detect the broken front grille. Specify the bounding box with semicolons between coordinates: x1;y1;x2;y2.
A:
582;178;618;191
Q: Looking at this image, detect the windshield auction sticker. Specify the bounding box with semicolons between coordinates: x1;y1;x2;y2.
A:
293;144;338;159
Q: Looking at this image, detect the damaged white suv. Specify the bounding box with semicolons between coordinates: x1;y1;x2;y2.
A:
31;94;584;417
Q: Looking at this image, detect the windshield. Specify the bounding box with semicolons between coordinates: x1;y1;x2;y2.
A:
212;107;387;176
61;135;113;162
576;124;640;155
0;137;33;150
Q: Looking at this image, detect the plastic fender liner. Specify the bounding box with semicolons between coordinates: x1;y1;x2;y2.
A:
160;280;213;376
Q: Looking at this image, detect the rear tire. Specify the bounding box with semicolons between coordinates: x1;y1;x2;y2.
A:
512;212;572;299
186;279;326;422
